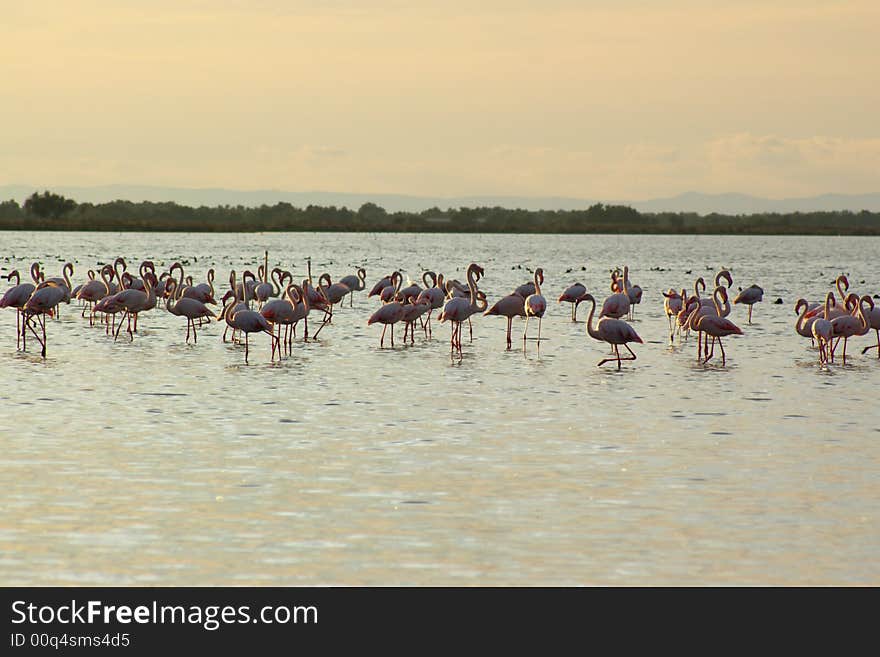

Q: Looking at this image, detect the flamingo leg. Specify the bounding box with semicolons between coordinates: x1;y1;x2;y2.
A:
506;316;512;350
702;337;716;364
748;305;753;324
113;311;127;341
390;322;395;347
522;315;530;346
597;344;619;368
380;324;387;347
244;332;249;364
861;330;880;357
622;343;638;361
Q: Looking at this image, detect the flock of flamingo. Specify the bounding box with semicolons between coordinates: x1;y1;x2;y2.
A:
1;254;878;369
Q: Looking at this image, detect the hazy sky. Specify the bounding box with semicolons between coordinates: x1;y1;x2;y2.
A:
1;0;878;199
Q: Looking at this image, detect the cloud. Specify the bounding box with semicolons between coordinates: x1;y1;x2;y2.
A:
703;133;880;196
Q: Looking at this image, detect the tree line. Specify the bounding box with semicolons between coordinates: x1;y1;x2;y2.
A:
0;190;878;235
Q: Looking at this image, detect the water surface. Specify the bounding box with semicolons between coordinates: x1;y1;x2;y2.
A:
1;231;878;585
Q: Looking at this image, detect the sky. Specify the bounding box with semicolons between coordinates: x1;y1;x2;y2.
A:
1;0;878;200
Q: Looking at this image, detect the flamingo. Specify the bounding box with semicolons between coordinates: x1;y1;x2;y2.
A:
599;278;630;320
368;274;393;298
22;282;69;357
1;270;36;350
218;272;278;364
317;273;351;320
810;292;837;363
254;252;279;307
620;266;642;320
714;270;733;317
513;280;536;299
695;287;742;365
76;265;114;326
522;267;547;347
734;284;763;323
794;296;824;345
484;292;527;349
812;316;834;365
367;271;405;347
860;294;880;358
438;263;484;354
416;272;446;338
830;294;872;363
398;277;422;303
401;295;432;344
339;268;366;307
676;294;699;342
580;293;643;369
165;279;216;344
558;282;587;321
43;262;74;316
260;278;303;356
112;272;157;341
182;267;217;306
662;288;684;341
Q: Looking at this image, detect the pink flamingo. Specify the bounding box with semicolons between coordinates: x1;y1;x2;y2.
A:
580;293;643;369
339;268;366;307
695;287;742;365
318;273;351;318
182;267;217;306
253;252;279;307
662;288;684;341
860;294;880;358
513;280;536;298
368;274;393;298
438;263;484;354
522;267;547;347
599;278;630;320
43;262;74;316
620;266;642;320
76;265;114;326
830;294;872;363
112;272;157;341
416;272;446;338
688;286;730;361
812;316;834;365
22;282;69;357
794;296;825;345
558;282;587;321
165;279;217;344
218;272;278;364
401;295;432;344
260;280;301;356
367;271;405;347
398;277;423;303
484;292;527;349
1;269;36;350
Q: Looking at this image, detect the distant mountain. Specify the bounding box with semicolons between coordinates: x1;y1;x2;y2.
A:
2;184;879;214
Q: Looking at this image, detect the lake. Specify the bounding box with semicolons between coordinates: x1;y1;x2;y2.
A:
1;231;878;585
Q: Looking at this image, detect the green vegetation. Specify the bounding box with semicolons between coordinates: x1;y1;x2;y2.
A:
0;190;878;234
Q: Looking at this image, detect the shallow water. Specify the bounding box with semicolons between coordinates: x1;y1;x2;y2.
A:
1;231;878;585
